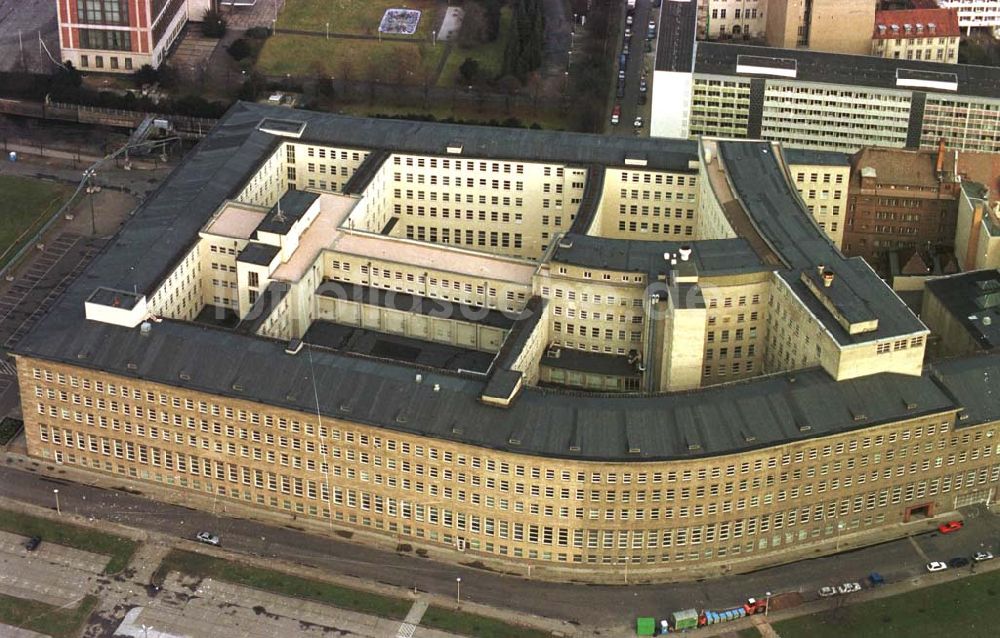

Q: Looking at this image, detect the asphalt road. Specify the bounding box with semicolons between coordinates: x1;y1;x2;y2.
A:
2;462;999;627
610;0;658;136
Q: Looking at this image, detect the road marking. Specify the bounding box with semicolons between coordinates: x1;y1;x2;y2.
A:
396;623;416;638
908;535;930;562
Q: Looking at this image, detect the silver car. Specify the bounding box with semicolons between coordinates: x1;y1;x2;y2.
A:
818;586;837;597
196;531;220;546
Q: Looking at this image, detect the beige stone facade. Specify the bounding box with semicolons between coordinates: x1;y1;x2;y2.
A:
18;356;1000;582
764;0;875;54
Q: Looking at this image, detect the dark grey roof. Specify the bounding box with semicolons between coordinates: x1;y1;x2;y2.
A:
11;102;988;463
12;312;961;460
929;354;1000;427
784;149;853;167
257;190;318;234
551;234;767;277
718;141;926;344
695;43;1000;100
541;348;639;377
238;242;281;266
654;0;697;73
284;105;700;172
925;270;1000;349
316;280;517;330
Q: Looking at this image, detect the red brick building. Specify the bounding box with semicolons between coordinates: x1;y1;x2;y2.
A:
843;143;962;271
56;0;211;72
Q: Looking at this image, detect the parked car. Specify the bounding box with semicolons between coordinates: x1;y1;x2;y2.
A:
633;116;644;129
639;79;648;93
638;93;647;106
949;556;970;568
611;105;621;125
926;561;948;572
195;531;220;546
938;520;963;534
618;69;626;81
837;582;862;594
24;536;41;551
616;81;625;98
818;586;837;597
868;572;885;586
625;27;633;39
626;15;634;26
973;551;994;562
623;41;630;55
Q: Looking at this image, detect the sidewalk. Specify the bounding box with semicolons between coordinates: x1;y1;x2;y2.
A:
0;152;174;200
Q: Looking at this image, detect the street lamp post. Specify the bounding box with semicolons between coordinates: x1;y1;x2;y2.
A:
455;577;461;605
84;169;97;236
53;488;60;515
765;591;772;617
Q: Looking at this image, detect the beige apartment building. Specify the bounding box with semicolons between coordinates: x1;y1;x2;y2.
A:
872;8;961;63
13;104;1000;583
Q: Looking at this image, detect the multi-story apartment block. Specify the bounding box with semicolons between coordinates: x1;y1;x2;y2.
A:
17;104;1000;585
843;145;962;267
872;7;961;63
764;0;876;54
56;0;211;72
654;36;1000;152
928;0;1000;31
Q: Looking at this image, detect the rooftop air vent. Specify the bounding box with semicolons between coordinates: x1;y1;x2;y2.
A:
558;238;574;249
126;362;138;370
140;321;152;336
232;383;244;392
679;245;692;261
179;372;191;381
284;338;303;355
415;373;423;384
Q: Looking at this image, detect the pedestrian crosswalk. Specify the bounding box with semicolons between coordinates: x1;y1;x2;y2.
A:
396;622;416;638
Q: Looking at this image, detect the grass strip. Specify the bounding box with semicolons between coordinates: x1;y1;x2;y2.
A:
0;593;98;638
0;508;137;574
422;605;553;638
772;567;1000;637
155;549;411;620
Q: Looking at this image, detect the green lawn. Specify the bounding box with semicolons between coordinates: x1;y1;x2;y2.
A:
257;36;442;82
0;593;98;638
438;7;512;86
773;568;1000;637
278;0;440;39
154;549;412;620
422;606;553;638
0;509;138;574
0;175;73;268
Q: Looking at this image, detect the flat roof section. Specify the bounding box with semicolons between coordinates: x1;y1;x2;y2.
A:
695;42;1000;99
303;320;495;374
203;202;267;239
784;149;853;168
237;243;280;266
271;193;358;283
925;270;1000;349
257;190;319;235
316;280;518;330
331;232;537;285
654;0;697;74
717;141;926;344
541;347;639;378
551;234;767;277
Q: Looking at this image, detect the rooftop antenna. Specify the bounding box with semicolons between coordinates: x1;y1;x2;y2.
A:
274;197;287;224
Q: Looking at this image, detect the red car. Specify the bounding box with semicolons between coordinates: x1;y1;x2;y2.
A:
938;520;963;534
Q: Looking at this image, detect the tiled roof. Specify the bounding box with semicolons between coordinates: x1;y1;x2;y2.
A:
874;8;961;39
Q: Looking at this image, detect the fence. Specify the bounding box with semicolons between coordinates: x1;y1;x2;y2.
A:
0;98;218;138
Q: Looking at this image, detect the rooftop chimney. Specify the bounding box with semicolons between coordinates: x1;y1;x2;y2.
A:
822;270;835;288
678;245;692;262
817;264;825;276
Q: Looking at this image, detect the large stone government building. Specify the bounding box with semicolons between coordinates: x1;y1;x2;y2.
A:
14;103;1000;583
